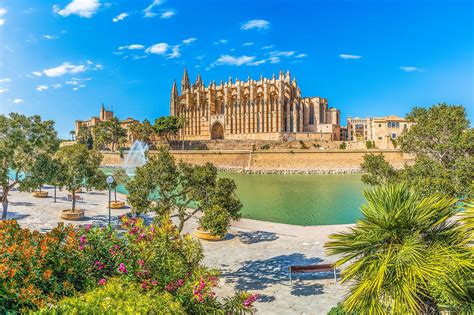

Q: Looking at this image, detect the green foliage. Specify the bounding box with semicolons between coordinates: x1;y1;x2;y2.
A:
260;144;271;150
20;153;57;192
327;303;353;314
360;153;398;186
55;144;104;210
339;142;347;150
76;125;93;149
127;119;155;147
109;168;129;200
154;116;184;143
126;147;242;234
390;138;397;148
299;140;309;149
92;118;127;151
0;113;59;219
365;140;375;149
325;184;473;314
40;278;185;314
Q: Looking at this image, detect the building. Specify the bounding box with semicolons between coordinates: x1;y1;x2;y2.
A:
170;69;341;141
346;115;412;148
75;104;138;144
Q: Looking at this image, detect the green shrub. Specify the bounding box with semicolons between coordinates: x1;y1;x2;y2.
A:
339;142;347;150
39;278;185;314
328;303;352;314
260;144;270;150
299;140;309;149
365;141;375;149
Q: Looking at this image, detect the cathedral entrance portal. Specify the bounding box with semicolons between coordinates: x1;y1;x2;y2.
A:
210;122;224;140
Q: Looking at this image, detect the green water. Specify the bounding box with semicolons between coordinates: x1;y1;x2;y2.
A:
106;168;366;226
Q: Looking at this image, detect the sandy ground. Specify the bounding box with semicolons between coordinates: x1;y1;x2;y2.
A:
3;186;351;314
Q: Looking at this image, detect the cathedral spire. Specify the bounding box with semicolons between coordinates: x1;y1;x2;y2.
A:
181;67;190;91
170;80;179;116
195;72;202;85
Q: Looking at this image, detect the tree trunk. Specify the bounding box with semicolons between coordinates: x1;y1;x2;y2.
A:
114;188;117;201
1;189;8;220
72;190;76;212
54;186;57;203
39;186;42;193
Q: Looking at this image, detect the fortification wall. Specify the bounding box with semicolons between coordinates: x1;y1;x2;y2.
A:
101;149;413;173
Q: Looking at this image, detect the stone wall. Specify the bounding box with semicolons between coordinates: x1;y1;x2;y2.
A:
101;149;413;173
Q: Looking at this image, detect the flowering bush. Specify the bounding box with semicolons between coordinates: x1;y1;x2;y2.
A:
1;217;258;313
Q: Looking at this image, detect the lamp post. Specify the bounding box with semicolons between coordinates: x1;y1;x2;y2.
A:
106;175;114;226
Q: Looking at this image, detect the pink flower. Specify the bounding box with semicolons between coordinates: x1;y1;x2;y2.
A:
176;279;184;287
141;282;149;289
95;261;105;270
137;259;145;267
151;280;158;286
138;233;146;240
243;293;259;308
118;263;128;274
85;224;92;230
98;278;106;285
79;245;84;251
79;235;87;244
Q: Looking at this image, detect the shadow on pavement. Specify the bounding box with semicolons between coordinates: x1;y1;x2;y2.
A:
236;230;279;244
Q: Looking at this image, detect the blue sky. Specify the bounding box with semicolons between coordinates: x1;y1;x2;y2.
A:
0;0;472;138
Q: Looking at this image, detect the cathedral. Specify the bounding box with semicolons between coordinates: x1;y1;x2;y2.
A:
170;69;341;141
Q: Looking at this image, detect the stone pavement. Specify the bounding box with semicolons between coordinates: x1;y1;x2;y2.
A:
4;186;350;314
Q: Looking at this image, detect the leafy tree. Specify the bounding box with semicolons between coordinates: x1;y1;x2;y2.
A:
47;158;67;203
110;168;129;201
100;118;127;152
360;153;398;186
126;147;242;234
21;153;57;194
76;125;94;149
0;113;59;219
69;130;75;141
154;116;184;143
361;104;473;199
325;184;473;314
55;144;104;212
128;119;155;147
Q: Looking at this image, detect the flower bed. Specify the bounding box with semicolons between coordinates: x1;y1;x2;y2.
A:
0;217;258;313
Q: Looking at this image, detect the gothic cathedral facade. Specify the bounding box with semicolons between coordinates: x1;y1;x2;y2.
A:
170;69;341;141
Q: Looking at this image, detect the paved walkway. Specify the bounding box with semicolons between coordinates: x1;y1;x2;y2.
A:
4;186;350;314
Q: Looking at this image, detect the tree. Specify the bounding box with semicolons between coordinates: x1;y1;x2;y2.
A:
76;125;94;149
128;119;155;147
55;144;104;212
20;153;56;194
360;153;398;186
0;113;59;219
154;116;184;143
126;147;242;235
99;118;127;152
361;104;473;199
110;168;129;201
69;130;76;141
325;184;473;314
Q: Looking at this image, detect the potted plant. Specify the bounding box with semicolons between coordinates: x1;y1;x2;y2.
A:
55;144;104;220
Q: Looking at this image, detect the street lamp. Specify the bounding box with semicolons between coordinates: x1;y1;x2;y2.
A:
106;175;114;226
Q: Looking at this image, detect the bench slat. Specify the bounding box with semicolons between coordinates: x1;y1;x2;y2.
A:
289;264;334;273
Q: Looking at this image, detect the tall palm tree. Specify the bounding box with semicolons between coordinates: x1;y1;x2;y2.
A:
325;184;473;314
69;130;75;141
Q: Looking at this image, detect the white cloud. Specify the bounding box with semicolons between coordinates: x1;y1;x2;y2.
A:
36;85;48;92
269;51;295;57
119;44;145;50
53;0;101;18
145;43;169;54
295;53;307;58
339;54;361;59
261;45;274;50
214;39;228;45
65;77;91;85
13;99;24;104
43;61;101;77
0;88;8;93
112;12;129;22
0;7;6;26
182;38;197;45
241;19;270;31
32;71;43;77
214;55;256;66
400;66;422;72
168;45;180;58
52;84;62;89
0;78;11;83
42;34;58;40
243;42;254;46
249;59;266;66
268;57;280;64
143;0;162;18
161;10;175;19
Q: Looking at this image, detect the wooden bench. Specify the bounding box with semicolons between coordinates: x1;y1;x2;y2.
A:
288;264;337;284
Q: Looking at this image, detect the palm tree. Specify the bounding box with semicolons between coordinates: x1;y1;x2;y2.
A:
325;184;473;314
69;130;75;141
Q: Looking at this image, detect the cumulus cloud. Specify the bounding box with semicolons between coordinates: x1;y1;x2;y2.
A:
182;38;197;45
43;61;102;77
168;45;180;58
0;88;8;93
295;53;307;58
112;12;129;22
243;42;254;46
13;99;24;104
145;43;169;54
36;85;48;92
143;0;162;18
0;78;11;83
53;0;101;18
0;7;7;26
400;66;423;72
161;10;175;19
214;55;256;66
339;54;361;59
118;44;145;50
52;84;62;89
241;19;270;30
